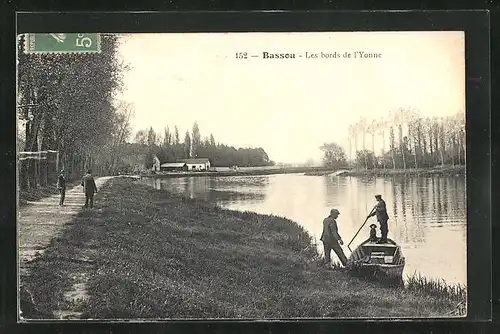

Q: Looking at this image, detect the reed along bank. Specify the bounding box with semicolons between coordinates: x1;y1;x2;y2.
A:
22;177;466;319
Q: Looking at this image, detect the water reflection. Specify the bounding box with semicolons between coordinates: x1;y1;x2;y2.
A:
146;176;268;203
143;174;466;285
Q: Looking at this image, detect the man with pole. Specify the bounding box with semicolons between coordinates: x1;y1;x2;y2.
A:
320;208;348;268
367;194;389;244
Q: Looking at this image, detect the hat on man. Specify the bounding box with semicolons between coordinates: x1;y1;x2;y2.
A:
375;194;382;199
330;208;340;215
369;224;377;228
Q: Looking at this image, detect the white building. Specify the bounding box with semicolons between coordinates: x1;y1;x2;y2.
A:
181;158;211;171
160;162;187;172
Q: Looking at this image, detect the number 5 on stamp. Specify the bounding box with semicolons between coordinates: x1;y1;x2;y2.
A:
24;33;101;54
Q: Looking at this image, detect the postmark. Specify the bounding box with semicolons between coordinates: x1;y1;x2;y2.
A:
23;33;101;54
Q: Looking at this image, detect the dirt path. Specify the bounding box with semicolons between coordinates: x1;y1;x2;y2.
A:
18;176;114;319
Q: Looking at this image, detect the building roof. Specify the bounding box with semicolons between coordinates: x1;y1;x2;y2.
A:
180;158;210;164
160;163;186;168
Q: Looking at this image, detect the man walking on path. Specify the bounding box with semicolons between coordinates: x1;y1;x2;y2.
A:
56;169;66;206
81;169;98;208
320;208;348;267
367;194;390;244
19;175;113;319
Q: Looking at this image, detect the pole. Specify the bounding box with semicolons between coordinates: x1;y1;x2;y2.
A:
347;205;377;252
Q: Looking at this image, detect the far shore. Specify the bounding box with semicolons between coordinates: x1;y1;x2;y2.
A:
340;165;465;177
142;166;339;179
140;165;466;179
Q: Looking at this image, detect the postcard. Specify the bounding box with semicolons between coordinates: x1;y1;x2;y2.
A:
17;30;467;320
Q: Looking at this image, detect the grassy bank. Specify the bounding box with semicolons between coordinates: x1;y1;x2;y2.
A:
342;165;465;177
22;178;465;319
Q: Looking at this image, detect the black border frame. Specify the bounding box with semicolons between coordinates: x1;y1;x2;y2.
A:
1;8;493;334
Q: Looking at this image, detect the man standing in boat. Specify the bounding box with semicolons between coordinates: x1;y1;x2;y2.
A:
368;194;389;244
320;208;348;268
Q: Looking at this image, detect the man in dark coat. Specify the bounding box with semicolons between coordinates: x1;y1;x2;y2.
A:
320;208;348;267
56;169;66;206
81;169;98;208
368;194;389;243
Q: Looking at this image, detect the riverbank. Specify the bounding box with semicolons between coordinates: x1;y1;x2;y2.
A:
21;178;465;319
143;166;338;179
341;165;465;177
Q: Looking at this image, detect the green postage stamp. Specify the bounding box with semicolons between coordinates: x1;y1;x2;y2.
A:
24;33;101;54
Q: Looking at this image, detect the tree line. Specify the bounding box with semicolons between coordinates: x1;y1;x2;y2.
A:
321;108;465;169
17;34;131;190
17;33;276;188
132;123;275;170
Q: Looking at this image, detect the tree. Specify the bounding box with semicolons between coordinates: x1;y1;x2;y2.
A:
320;143;347;168
184;131;191;158
352;123;359;168
142;124;275;168
455;111;465;165
366;120;378;169
107;101;135;174
17;33;126;187
163;126;171;147
305;158;315;167
356;150;377;169
395;108;408;169
203;136;210;148
174;126;180;145
348;124;355;165
376;119;387;169
432;118;440;165
191;122;201;158
414;116;424;167
358;118;368;169
147;127;156;147
439;120;446;165
134;130;147;145
389;126;396;169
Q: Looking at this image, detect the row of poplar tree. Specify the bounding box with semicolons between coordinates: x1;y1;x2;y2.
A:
320;109;466;170
133;124;275;170
348;109;466;169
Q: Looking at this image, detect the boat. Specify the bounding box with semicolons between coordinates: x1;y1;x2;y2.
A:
347;238;405;281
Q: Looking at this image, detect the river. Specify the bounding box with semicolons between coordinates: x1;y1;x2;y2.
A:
141;173;466;286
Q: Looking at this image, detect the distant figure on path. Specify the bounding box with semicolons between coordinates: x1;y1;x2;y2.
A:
320;208;348;267
367;194;389;244
81;169;98;208
56;169;66;206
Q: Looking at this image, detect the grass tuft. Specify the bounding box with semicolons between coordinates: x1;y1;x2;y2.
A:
405;272;466;304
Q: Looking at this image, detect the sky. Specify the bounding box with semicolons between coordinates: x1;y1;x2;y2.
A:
115;31;465;164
